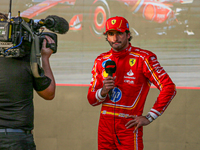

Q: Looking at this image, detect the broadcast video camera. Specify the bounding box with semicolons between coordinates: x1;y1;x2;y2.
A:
0;0;69;77
0;13;69;57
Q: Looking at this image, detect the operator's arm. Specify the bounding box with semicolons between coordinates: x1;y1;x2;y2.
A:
36;36;56;100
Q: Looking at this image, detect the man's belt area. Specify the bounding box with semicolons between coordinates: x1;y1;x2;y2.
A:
0;128;32;134
101;110;132;118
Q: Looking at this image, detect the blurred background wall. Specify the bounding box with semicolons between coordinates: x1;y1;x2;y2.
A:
1;0;200;149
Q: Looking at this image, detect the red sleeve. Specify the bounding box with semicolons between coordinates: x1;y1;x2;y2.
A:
87;58;107;106
143;52;177;119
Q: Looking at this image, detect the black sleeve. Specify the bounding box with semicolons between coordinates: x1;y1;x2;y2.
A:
33;76;51;91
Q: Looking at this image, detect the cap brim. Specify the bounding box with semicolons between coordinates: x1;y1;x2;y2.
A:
104;28;127;34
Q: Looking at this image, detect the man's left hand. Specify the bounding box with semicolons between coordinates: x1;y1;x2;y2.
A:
125;115;151;133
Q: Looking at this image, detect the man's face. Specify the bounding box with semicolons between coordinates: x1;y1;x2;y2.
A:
106;30;130;52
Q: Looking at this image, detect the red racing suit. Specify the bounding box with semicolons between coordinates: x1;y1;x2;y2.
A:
87;44;176;150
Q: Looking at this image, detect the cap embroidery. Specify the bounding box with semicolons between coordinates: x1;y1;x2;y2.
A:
119;20;122;28
126;23;129;29
111;19;116;25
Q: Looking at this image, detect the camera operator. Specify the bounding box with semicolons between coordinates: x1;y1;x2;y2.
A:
0;13;55;150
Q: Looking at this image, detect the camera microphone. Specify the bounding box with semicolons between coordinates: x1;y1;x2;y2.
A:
105;60;116;98
40;15;69;34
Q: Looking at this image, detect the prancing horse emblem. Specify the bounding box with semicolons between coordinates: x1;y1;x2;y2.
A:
111;19;116;25
129;58;136;67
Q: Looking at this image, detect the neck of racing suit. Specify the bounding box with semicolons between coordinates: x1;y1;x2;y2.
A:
110;43;132;86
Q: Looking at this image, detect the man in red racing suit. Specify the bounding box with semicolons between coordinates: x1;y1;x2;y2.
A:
87;16;176;150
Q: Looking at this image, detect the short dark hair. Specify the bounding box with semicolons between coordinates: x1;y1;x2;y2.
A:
125;30;132;42
104;30;132;42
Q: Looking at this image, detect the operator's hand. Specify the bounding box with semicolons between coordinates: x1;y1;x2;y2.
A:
125;115;151;133
101;76;116;97
41;36;55;59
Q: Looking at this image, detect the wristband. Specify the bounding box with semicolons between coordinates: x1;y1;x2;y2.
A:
96;88;106;102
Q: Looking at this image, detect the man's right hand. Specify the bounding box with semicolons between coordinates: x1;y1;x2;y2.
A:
101;76;116;97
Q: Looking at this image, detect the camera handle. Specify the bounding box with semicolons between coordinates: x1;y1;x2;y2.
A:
21;20;44;78
30;34;44;78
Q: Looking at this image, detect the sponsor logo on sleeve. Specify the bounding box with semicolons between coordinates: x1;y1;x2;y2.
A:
150;56;157;62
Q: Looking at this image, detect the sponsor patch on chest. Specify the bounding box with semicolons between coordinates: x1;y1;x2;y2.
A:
124;69;136;84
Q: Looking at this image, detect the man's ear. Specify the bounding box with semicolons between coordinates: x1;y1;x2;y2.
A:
127;32;130;38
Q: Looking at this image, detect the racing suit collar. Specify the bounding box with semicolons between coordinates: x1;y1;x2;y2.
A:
111;43;131;58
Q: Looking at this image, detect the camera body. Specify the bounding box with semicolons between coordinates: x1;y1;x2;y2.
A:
0;15;57;57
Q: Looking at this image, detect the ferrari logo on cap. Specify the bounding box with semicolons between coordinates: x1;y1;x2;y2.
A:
129;58;136;67
111;19;116;25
